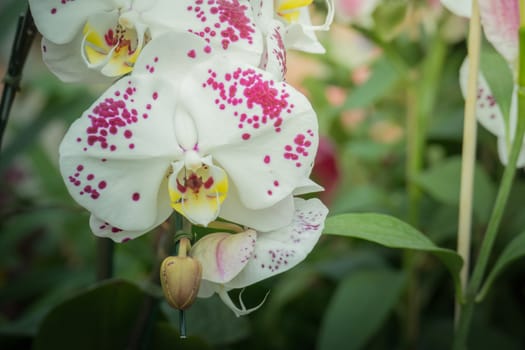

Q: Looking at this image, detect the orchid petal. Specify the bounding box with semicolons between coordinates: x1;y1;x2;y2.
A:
293;178;324;195
260;21;288;80
219;183;295;231
190;230;257;283
197;279;216;298
59;76;180;230
284;8;326;54
459;58;506;138
142;0;264;65
497;135;525;168
226;198;328;289
216;287;268;317
89;180;172;242
440;0;471;18
479;0;519;65
180;59;318;210
41;37;109;83
29;0;113;44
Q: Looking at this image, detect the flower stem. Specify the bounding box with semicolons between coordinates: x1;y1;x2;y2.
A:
0;7;36;149
453;8;525;349
96;237;114;281
456;0;481;314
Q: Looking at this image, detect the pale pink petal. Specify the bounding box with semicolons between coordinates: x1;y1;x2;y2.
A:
29;0;113;44
440;0;471;17
59;76;181;230
259;21;287;80
190;230;257;283
479;0;519;64
179;59;319;210
226;198;328;289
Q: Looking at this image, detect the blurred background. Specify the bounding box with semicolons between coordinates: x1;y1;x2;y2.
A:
1;0;525;349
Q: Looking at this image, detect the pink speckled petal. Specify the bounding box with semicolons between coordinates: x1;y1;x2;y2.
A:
259;21;287;80
226;198;328;289
89;181;172;242
29;0;112;44
41;36;110;83
479;0;519;65
180;59;318;210
190;230;257;284
459;58;506;138
219;183;295;231
441;0;471;17
142;0;264;65
59;76;180;230
133;32;211;81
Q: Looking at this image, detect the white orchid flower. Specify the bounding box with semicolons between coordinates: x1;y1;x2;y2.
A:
460;59;525;168
29;0;265;82
59;32;320;242
250;0;335;56
440;0;471;18
190;198;328;316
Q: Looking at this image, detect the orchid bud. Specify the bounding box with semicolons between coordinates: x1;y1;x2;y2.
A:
160;238;202;310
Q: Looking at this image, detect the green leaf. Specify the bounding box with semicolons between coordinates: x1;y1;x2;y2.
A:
317;268;405;350
34;279;158;350
323;213;463;297
341;57;401;110
414;156;496;220
477;231;525;301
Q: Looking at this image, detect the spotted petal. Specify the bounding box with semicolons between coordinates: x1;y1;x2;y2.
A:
29;0;113;44
459;58;505;138
89;177;172;242
479;0;519;65
59;76;180;231
142;0;264;65
226;198;328;289
190;229;257;283
179;58;319;210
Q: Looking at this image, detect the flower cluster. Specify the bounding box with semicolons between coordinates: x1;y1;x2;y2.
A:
30;0;333;315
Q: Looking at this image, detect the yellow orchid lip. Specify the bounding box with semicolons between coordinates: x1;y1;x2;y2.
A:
276;0;313;23
82;21;142;76
169;163;228;226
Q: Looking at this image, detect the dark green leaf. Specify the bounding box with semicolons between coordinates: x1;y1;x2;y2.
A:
323;213;463;297
317;268;405;350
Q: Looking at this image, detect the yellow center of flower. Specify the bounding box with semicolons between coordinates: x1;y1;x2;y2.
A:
275;0;313;23
82;14;143;76
169;162;228;226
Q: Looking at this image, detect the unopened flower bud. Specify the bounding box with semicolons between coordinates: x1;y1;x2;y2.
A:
160;238;202;310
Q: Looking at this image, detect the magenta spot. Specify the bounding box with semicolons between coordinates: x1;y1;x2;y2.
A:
152;92;158;100
98;181;107;189
51;8;57;14
87;174;95;181
267;190;273;195
187;49;197;58
124;130;133;138
132;192;140;201
242;133;250;140
273;180;279;186
129;143;135;149
204;45;212;53
76;165;84;171
264;155;271;164
154;57;159;62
